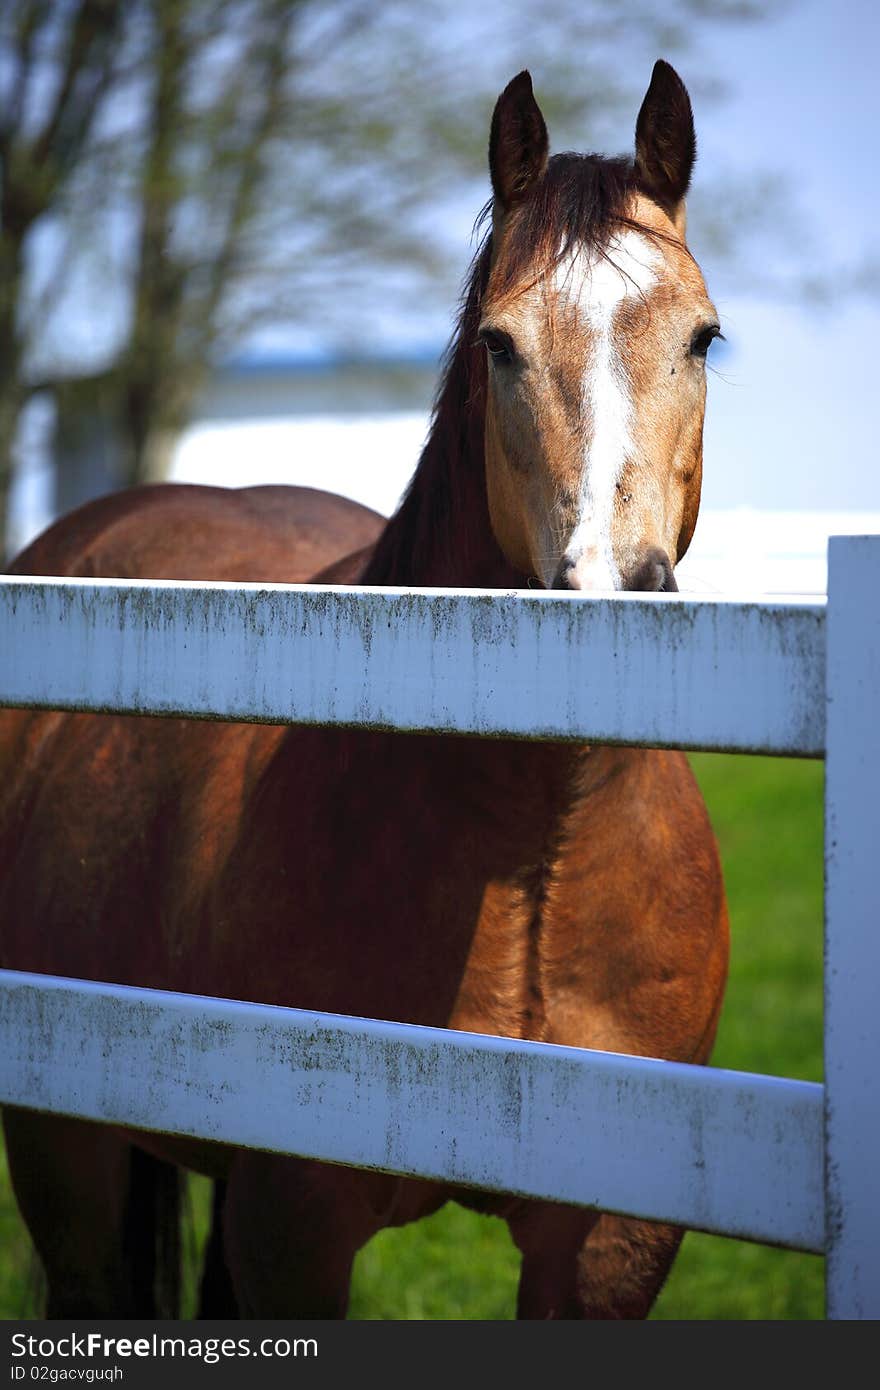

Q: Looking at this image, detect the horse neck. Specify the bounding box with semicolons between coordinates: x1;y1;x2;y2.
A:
350;258;589;820
362;268;520;589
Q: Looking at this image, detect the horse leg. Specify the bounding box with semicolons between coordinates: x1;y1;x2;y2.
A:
507;1200;681;1320
197;1179;239;1318
567;1213;684;1319
506;1200;601;1319
3;1109;180;1317
222;1153;395;1318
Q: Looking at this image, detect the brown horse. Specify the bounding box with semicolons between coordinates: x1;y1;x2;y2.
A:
0;61;728;1319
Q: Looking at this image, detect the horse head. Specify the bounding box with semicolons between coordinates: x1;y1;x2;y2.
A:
480;62;720;592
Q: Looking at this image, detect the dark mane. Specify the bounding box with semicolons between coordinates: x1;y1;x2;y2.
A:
362;153;640;588
486;152;639;302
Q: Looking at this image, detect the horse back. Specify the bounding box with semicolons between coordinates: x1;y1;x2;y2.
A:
7;483;383;583
0;483;384;989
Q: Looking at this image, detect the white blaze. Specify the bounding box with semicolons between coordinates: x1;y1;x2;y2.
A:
553;230;660;588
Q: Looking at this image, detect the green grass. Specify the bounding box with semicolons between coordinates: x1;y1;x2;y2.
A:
0;1143;42;1319
0;754;825;1319
647;752;825;1320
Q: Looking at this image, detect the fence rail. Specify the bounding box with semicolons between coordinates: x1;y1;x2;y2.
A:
0;535;878;1317
0;969;825;1254
0;578;826;755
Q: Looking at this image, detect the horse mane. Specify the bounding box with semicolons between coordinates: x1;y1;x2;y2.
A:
362;153;641;588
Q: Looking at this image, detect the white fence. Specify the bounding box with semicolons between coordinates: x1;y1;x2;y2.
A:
0;535;877;1317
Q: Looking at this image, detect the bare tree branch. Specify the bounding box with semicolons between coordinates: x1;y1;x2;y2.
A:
0;1;50;143
30;1;121;184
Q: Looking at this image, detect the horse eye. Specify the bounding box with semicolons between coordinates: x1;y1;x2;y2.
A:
690;324;722;359
479;328;514;364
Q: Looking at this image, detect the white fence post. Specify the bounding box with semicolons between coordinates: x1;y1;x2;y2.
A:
825;535;880;1317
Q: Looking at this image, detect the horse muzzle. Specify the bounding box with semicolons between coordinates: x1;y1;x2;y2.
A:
622;547;679;592
552;546;678;593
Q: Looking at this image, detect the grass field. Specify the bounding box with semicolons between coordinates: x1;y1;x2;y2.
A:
0;752;825;1320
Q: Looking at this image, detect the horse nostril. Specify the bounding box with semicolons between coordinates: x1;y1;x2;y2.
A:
626;548;678;593
552;558;578;590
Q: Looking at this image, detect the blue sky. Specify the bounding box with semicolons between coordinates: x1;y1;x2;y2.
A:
689;0;878;510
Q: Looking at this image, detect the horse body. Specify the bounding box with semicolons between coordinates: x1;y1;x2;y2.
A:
1;63;729;1319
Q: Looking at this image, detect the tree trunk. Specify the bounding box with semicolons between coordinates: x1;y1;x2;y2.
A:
48;360;207;523
53;372;125;518
0;229;26;562
122;362;208;489
0;387;25;565
122;416;185;490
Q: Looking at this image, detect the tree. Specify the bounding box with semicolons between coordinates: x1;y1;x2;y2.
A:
2;0;308;537
0;0;787;556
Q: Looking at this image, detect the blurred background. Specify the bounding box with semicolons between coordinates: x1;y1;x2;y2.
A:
0;0;876;1322
2;0;878;587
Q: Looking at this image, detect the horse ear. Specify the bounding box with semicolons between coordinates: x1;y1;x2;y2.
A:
489;71;549;213
634;60;695;224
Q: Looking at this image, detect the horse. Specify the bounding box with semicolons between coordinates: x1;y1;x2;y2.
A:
0;61;728;1319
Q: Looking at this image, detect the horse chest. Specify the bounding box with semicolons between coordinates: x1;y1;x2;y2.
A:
186;733;721;1069
203;730;578;1031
